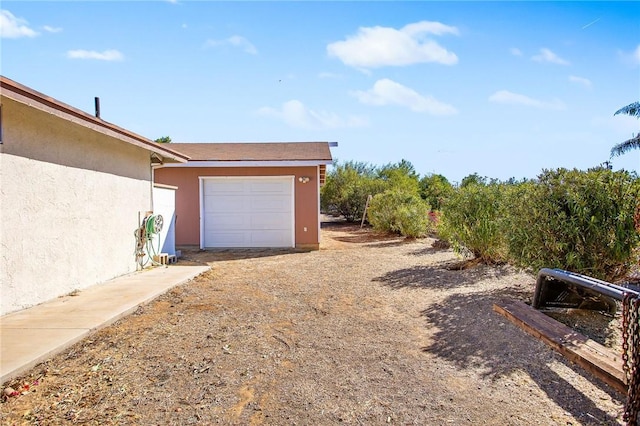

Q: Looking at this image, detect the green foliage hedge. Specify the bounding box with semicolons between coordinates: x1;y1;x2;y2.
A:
321;160;424;230
419;174;454;210
367;189;432;238
438;168;640;281
320;161;386;222
322;159;639;280
438;181;508;264
504;168;640;280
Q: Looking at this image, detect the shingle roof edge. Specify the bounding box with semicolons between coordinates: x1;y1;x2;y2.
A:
0;75;189;163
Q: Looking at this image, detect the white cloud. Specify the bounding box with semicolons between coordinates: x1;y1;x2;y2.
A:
0;10;39;38
205;35;257;55
402;21;460;37
510;47;523;56
569;75;592;88
66;49;124;61
351;78;457;116
635;45;640;64
327;21;459;69
43;25;62;33
488;90;565;110
531;48;570;65
257;100;369;130
616;45;640;67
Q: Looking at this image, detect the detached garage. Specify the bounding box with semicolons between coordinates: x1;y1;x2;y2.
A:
154;142;333;250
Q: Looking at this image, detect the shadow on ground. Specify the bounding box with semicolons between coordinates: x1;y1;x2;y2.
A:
323;223;402;245
419;285;623;424
178;248;305;264
407;246;445;257
373;257;624;424
373;263;514;291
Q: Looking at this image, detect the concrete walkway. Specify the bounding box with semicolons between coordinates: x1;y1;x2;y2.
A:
0;264;209;384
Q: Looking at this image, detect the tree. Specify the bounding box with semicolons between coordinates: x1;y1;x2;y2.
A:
378;159;418;181
320;161;386;222
155;136;172;143
377;159;420;194
610;101;640;157
419;174;453;210
460;172;487;188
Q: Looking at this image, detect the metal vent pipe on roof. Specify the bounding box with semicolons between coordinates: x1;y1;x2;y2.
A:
94;97;100;118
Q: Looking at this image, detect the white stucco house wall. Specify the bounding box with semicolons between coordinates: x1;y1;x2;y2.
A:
0;76;189;315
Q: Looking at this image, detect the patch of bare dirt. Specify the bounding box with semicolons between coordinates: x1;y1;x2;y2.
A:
1;220;627;425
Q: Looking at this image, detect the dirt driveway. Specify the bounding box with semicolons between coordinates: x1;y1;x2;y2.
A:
1;222;626;425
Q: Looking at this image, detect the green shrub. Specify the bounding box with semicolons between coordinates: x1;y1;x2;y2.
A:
504;168;640;281
419;174;454;210
321;161;386;222
438;182;508;263
367;189;432;238
321;159;424;223
377;159;421;194
460;172;488;188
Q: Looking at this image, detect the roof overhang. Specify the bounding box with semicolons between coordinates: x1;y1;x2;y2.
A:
156;160;333;168
0;76;189;164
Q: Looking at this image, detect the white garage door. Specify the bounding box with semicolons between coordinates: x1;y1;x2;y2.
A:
201;176;294;248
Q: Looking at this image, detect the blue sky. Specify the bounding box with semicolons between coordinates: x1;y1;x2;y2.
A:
2;1;639;183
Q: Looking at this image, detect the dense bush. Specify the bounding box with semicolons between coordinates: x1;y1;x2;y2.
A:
438;181;508;264
320;161;385;222
419;174;454;210
378;159;421;195
437;167;640;280
459;172;488;188
324;159;640;279
504;168;640;281
367;189;432;238
321;159;422;223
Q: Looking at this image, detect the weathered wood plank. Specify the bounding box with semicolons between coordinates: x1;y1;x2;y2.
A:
493;299;627;394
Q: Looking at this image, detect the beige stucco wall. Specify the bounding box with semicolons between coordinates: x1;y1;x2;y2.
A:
0;97;153;315
154;165;321;249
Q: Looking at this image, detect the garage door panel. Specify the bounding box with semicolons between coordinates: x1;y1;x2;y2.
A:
202;177;294;248
204;195;248;212
250;230;291;246
251;214;290;229
206;231;292;248
204;181;246;195
204;213;248;229
251;195;291;211
207;232;248;247
250;181;291;194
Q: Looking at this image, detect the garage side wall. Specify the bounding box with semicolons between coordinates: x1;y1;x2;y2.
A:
0;98;152;315
154;166;320;249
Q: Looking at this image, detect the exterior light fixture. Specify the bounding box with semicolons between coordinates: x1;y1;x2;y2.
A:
298;176;310;183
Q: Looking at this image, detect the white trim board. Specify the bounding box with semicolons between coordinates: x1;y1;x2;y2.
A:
159;160;331;168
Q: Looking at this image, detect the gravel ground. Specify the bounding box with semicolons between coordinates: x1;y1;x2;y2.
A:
0;221;627;425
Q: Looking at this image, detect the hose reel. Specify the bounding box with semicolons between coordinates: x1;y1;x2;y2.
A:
135;213;164;268
145;214;164;235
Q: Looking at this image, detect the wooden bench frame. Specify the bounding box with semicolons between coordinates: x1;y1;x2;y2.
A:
493;299;627;393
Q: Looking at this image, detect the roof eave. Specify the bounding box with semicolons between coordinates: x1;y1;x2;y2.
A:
0;76;189;163
157;159;333;168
